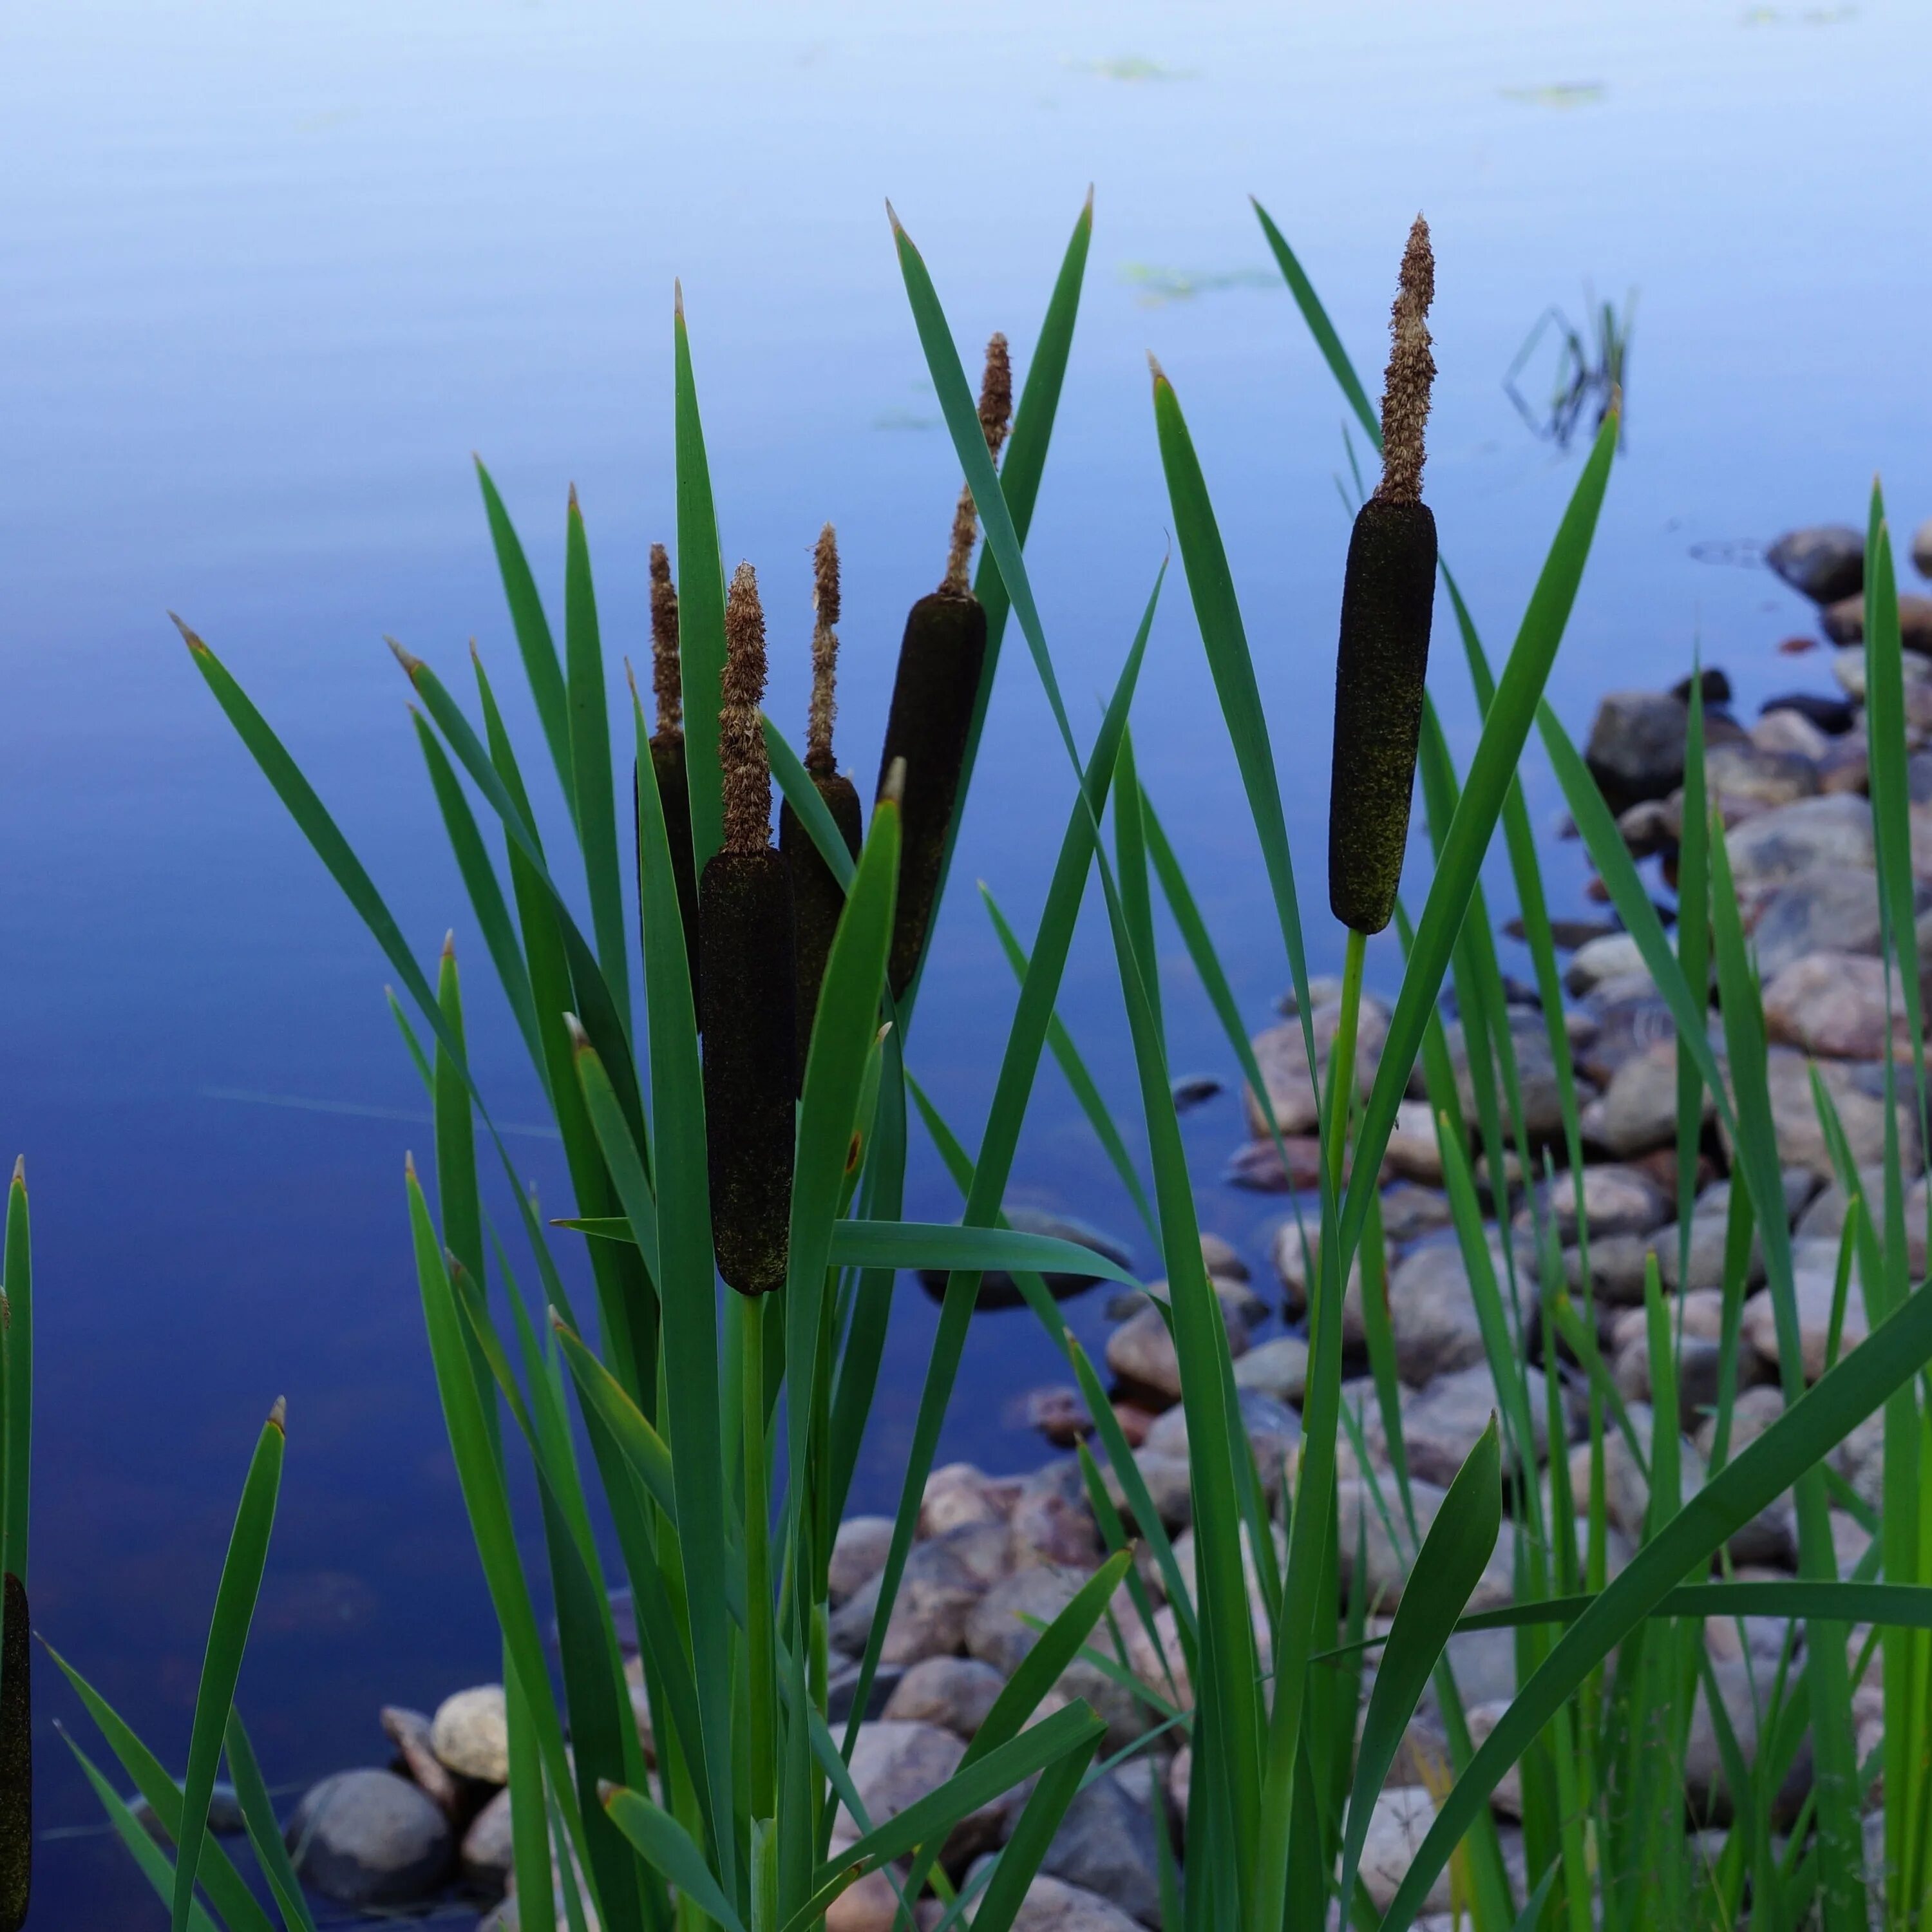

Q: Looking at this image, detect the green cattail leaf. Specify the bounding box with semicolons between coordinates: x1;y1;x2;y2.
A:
41;1643;274;1932
674;289;729;877
1338;1417;1502;1914
169;1403;285;1932
59;1730;222;1932
475;458;575;819
223;1709;320;1932
564;493;630;1036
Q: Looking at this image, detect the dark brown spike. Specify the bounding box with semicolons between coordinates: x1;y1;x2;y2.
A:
876;591;987;997
1329;218;1439;936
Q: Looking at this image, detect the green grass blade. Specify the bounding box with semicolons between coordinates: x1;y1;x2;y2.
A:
824;1219;1140;1286
43;1642;276;1932
957;1729;1103;1932
1249;199;1380;443
224;1709;320;1932
921;189;1095;1016
169;1401;285;1932
674;285;728;876
411;716;547;1091
981;882;1159;1246
505;1658;558;1932
475;458;575;817
59;1730;222;1932
1340;1418;1503;1914
603;1785;746;1932
2;1162;29;1589
405;1162;597;1900
564;491;630;1034
1150;363;1314;1041
627;699;736;1897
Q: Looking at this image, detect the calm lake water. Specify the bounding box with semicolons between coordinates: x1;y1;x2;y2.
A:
7;0;1932;1917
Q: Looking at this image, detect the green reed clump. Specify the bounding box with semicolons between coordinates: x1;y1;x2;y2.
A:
779;523;862;1086
643;541;702;1005
877;332;1011;996
700;562;797;1294
1329;214;1437;939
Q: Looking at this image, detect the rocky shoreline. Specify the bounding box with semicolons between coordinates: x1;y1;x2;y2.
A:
264;516;1932;1931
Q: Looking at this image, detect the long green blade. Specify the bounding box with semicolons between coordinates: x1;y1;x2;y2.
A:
674;285;728;875
169;1401;285;1932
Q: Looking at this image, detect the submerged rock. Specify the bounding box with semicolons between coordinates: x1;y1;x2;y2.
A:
918;1208;1133;1310
285;1769;453;1908
1766;524;1864;605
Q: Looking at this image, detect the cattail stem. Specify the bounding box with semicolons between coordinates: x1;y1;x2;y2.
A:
781;526;864;1088
1320;926;1367;1200
1329;216;1438;936
942;334;1013;594
701;564;796;1295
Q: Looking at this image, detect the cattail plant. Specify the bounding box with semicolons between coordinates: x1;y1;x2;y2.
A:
1321;216;1437;1174
779;524;863;1087
641;542;703;1000
699;564;797;1294
876;332;1013;998
1328;214;1437;943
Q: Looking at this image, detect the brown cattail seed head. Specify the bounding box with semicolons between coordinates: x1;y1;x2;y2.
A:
721;562;772;855
649;542;681;735
1373;215;1435;507
806;523;840;776
943;332;1015;593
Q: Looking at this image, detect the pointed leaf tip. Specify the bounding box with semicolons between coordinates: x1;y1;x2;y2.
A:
170;611;208;653
563;1012;591;1051
596;1778;619;1806
10;1155;23;1186
1146;351;1168;385
885;197;905;236
268;1396;287;1432
568;481;580;513
441;929;456;960
880;754;906;807
674;277;685;319
404;1151;418;1181
385;636;423;675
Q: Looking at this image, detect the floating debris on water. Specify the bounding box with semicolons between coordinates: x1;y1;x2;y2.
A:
1119;263;1276;307
1499;81;1606;108
1070;55;1195;82
1504;286;1633;448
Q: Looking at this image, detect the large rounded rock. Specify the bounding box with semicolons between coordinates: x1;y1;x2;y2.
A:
1585;691;1689;812
837;1720;1003;1867
1581;1040;1706;1159
1750;868;1883;978
1529;1162;1669;1242
1359;1787;1455;1915
828;1528;995;1666
1742;1260;1870;1383
981;1872;1144;1932
1357;1231;1529;1386
285;1769;453;1908
918;1208;1133;1310
430;1685;509;1783
1725;795;1874;891
1822;589;1932;652
1104;1299;1247;1404
1142;1388;1301;1497
1761;949;1910;1060
1231;1334;1309;1405
884;1655;1007;1739
1766;524;1864;605
1398;1361;1564;1487
829;1515;895;1607
965;1565;1086;1678
1754;1047;1920;1182
460;1786;515;1895
1030;1770;1161;1925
